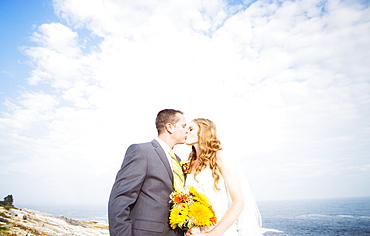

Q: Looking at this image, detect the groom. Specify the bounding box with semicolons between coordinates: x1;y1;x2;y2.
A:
108;109;187;236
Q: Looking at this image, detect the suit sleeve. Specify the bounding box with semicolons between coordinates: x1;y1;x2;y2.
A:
108;144;147;236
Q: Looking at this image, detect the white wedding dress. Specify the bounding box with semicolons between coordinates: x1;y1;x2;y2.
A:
185;168;262;236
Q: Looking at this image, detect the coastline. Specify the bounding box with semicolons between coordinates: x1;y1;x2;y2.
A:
0;206;109;235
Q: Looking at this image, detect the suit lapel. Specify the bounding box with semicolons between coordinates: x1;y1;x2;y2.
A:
152;139;173;182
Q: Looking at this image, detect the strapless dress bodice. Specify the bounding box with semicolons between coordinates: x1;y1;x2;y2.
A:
186;169;238;235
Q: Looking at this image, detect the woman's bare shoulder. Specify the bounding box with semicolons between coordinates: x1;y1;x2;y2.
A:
216;150;233;170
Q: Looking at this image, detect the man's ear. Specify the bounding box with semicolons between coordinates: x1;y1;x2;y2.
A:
165;123;174;134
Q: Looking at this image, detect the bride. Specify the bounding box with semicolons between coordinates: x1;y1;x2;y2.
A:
184;118;262;236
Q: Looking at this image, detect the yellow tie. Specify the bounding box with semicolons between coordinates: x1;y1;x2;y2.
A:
169;150;184;191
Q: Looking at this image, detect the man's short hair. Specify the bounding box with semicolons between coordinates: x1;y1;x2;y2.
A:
155;109;184;135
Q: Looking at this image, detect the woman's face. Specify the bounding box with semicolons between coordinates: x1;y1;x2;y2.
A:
186;121;199;145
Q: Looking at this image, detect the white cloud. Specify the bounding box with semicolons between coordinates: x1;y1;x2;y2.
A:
1;0;370;204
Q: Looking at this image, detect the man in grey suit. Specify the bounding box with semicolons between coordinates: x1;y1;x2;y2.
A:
108;109;187;235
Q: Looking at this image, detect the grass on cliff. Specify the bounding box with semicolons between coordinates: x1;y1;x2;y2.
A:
0;204;15;211
0;205;12;235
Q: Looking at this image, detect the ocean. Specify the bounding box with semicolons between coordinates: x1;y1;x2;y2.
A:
258;197;370;236
18;204;109;225
19;197;370;235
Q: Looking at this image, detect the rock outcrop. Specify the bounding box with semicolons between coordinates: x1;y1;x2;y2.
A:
0;206;109;235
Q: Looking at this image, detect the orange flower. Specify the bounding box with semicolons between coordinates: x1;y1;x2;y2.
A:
173;193;188;204
208;206;217;225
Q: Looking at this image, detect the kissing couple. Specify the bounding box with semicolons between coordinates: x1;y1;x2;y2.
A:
108;109;262;236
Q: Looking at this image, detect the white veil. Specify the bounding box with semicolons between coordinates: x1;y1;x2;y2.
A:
229;156;263;236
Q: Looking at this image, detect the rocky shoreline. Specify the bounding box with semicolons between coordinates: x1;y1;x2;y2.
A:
0;206;109;235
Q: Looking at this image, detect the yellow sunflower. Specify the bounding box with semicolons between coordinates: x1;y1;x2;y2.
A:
189;186;198;195
194;192;209;205
189;187;209;205
169;204;188;229
188;202;215;227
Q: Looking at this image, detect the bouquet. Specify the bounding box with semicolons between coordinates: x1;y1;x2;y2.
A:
169;186;217;230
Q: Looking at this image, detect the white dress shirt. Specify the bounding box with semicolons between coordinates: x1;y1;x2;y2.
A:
155;138;174;170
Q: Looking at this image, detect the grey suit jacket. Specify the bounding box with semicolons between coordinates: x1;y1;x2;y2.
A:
108;139;185;236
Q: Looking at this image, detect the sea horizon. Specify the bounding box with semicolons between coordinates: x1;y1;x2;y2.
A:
17;203;109;225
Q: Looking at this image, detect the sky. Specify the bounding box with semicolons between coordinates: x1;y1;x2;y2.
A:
0;0;369;207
